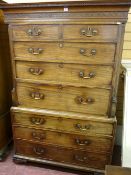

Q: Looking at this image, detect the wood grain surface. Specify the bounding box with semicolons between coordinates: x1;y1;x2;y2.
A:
2;1;129;172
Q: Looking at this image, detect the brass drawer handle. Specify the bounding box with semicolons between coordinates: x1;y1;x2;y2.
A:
27;27;42;36
74;155;88;162
80;27;98;37
80;48;96;57
29;68;44;75
75;96;95;105
30;117;45;125
32;132;46;141
28;48;43;55
75;138;90;146
75;123;91;131
33;147;45;155
30;92;44;100
79;71;95;79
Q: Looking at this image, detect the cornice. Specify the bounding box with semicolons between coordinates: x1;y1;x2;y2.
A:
0;0;131;9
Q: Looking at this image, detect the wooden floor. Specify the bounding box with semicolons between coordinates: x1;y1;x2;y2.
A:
0;145;121;175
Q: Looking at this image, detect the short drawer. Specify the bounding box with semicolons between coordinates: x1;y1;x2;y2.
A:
16;82;111;115
13;126;113;153
15;139;111;170
11;108;115;136
11;25;59;41
13;42;115;64
16;61;113;88
63;25;118;41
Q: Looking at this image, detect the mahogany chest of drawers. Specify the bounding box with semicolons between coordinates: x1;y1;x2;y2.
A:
1;0;130;173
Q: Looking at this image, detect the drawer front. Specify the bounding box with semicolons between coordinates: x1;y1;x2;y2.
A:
11;24;118;42
16;61;113;88
12;25;59;41
12;111;114;135
13;42;115;64
13;126;113;153
15;139;111;170
16;82;111;115
63;25;118;41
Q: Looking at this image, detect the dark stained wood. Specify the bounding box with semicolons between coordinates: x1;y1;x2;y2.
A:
15;139;111;170
0;113;12;156
0;10;12;160
13;126;113;153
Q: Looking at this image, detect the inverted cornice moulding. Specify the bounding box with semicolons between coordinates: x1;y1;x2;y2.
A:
3;0;74;3
2;0;61;3
2;0;131;4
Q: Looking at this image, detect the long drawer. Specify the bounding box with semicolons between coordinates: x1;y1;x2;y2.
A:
11;24;118;41
13;126;113;153
11;108;116;135
16;82;111;115
13;42;115;64
15;139;111;170
15;61;113;88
